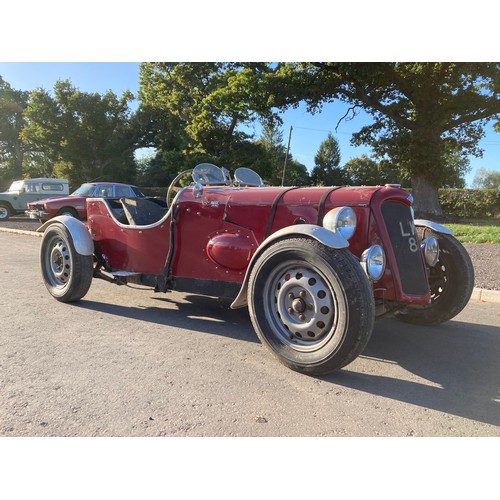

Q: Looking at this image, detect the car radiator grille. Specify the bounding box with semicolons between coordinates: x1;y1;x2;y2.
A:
381;201;429;296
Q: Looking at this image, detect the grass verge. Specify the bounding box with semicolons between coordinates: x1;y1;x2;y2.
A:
446;219;500;244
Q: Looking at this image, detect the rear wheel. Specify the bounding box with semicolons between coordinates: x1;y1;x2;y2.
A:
40;223;93;302
396;228;474;325
248;237;375;375
0;204;11;221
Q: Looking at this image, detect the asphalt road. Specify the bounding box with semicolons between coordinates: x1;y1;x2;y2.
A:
1;231;499;437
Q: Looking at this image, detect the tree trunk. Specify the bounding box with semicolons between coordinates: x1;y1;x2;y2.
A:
411;175;445;220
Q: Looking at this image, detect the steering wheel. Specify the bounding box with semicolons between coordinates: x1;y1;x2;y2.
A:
166;169;193;208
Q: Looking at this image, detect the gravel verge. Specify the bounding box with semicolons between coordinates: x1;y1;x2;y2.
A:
1;217;499;291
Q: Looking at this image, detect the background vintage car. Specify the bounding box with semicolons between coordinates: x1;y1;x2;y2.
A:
0;178;69;220
25;181;158;222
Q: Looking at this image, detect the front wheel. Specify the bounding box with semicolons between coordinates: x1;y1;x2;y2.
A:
396;228;474;325
40;223;93;302
248;237;375;375
57;207;79;219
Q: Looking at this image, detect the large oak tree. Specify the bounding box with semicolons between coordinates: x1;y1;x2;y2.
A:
268;62;500;217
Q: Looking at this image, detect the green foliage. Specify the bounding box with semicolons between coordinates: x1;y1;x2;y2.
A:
438;189;500;218
282;159;310;186
472;167;500;189
256;121;286;183
269;62;500;214
0;76;29;184
342;155;407;186
138;63;273;157
310;133;347;185
21;80;137;186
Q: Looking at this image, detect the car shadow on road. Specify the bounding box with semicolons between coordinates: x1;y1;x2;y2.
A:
324;317;500;428
74;294;499;427
73;293;259;344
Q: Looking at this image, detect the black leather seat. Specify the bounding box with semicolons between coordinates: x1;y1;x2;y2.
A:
120;197;167;226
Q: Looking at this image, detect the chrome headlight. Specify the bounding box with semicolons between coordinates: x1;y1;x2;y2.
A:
323;207;357;240
421;237;439;267
361;245;386;282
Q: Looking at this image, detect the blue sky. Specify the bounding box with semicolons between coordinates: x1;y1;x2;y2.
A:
0;61;498;187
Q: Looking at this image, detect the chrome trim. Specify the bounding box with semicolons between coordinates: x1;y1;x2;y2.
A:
323;206;357;241
360;244;386;282
414;219;454;235
421;237;440;267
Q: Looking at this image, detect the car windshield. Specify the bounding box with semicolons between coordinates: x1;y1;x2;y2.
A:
71;184;97;196
8;181;24;192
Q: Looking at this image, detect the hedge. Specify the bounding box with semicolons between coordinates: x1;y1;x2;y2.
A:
141;186;500;219
438;189;500;218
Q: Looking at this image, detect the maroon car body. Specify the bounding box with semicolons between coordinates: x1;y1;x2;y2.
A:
26;182;145;222
37;164;474;375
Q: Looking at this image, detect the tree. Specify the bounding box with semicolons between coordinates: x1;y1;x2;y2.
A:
255;122;310;186
343;154;407;186
0;76;29;186
283;158;310;186
472;167;500;189
310;133;347;185
138;63;274;161
21;80;137;186
268;63;500;217
256;121;286;183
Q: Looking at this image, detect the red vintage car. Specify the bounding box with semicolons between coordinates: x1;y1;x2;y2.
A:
36;163;474;375
26;181;148;222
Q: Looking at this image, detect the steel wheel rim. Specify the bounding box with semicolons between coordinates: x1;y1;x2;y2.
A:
45;236;72;287
428;259;448;302
0;207;8;219
262;261;338;352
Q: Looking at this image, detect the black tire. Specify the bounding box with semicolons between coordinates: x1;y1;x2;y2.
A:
40;223;93;302
396;228;474;325
248;237;375;375
0;204;11;221
57;207;79;219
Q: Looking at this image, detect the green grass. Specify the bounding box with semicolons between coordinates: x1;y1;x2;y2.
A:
446;219;500;244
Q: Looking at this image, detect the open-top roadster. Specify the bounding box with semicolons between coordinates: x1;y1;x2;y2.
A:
37;163;474;375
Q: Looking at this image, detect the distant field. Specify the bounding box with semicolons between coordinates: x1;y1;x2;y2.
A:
446;219;500;244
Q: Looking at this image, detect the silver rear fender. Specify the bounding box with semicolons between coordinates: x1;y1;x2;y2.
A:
38;216;94;256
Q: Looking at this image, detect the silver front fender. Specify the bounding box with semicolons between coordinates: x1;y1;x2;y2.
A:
38;216;94;256
414;219;454;235
230;224;349;309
